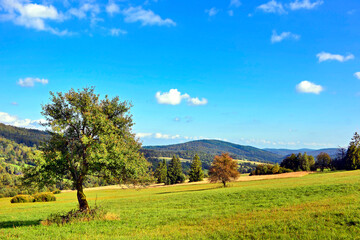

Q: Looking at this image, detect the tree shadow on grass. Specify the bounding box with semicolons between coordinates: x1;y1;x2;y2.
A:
0;220;41;229
156;187;217;195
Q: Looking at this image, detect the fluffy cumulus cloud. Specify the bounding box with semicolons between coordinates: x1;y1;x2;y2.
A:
271;30;300;43
257;0;287;14
0;0;69;35
155;89;208;106
17;77;48;87
155;89;189;105
289;0;323;10
205;7;219;17
122;6;176;26
296;80;323;94
354;72;360;80
316;52;355;62
0;112;45;129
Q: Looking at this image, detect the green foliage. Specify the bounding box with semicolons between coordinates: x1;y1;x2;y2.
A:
10;194;34;203
33;192;56;202
345;132;360;170
189;154;204;182
280;153;315;171
22;87;150;211
52;189;61;194
154;159;167;184
316;152;332;171
250;163;292;176
166;155;185;185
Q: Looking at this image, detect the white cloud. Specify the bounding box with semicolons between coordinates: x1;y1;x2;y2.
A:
187;97;208;106
122;6;176;26
230;0;241;8
136;132;153;138
155;89;189;105
257;0;287;14
106;2;120;16
155;133;180;139
205;7;219;17
316;52;355;62
289;0;323;10
136;132;202;141
17;77;49;87
296;80;323;94
0;0;69;35
271;30;300;43
0;112;45;129
354;72;360;80
155;89;208;106
228;10;234;16
110;28;127;36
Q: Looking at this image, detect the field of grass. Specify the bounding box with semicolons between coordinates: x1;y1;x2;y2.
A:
1;170;360;239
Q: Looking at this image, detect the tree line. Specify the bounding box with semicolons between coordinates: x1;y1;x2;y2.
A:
251;132;360;175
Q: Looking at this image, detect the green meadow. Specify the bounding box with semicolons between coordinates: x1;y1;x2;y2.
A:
1;170;360;239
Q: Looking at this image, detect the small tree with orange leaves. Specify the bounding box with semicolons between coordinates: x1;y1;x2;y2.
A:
208;153;240;187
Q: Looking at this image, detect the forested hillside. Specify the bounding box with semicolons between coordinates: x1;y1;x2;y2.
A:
143;139;282;163
0;123;48;147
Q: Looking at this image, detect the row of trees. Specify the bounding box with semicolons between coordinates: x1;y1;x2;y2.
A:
154;154;204;185
279;132;360;172
154;153;240;187
250;163;292;176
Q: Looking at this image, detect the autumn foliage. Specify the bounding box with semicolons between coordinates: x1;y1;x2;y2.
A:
208;153;240;187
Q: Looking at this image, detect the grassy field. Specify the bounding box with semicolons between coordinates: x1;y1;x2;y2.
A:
1;171;360;239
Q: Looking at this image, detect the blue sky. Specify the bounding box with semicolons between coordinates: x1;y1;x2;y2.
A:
1;0;360;149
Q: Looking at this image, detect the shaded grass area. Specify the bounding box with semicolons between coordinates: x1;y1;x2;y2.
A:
0;171;360;239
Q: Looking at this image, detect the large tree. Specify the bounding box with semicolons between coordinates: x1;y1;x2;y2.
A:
345;132;360;170
23;87;150;211
208;153;240;187
316;152;332;171
154;159;167;184
189;154;204;182
166;155;185;185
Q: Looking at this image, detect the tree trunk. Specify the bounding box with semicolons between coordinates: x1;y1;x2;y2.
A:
76;178;89;211
222;180;226;187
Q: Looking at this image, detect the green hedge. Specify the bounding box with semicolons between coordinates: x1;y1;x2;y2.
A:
33;192;56;202
10;195;34;203
10;192;56;203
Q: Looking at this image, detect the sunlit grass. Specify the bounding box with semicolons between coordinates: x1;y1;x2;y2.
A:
1;170;360;239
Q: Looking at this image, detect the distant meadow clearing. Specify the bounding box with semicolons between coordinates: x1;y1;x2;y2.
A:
1;170;360;239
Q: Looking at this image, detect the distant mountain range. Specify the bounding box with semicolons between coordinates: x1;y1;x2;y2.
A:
0;123;340;164
264;148;339;158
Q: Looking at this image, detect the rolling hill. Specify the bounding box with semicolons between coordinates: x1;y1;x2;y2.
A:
143;139;283;163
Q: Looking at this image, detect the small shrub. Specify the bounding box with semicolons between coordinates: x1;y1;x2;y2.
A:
0;194;4;198
10;194;34;203
41;206;114;226
52;190;61;194
33;192;56;202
